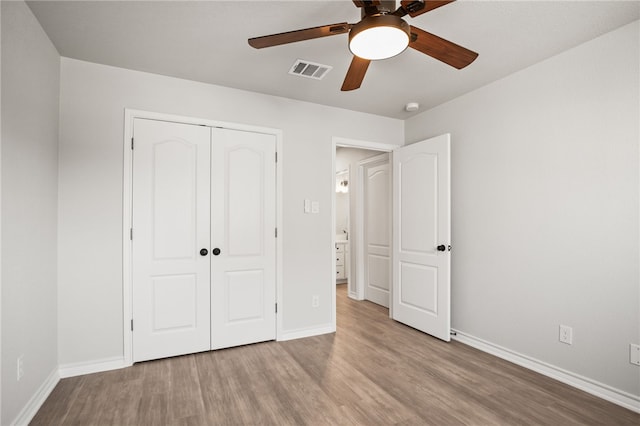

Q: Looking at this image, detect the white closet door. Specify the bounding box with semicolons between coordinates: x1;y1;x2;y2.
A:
132;119;211;362
392;134;451;341
364;159;391;307
210;128;277;350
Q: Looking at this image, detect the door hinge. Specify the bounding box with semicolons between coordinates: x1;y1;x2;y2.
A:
275;152;278;163
130;228;133;240
131;319;134;331
131;137;134;150
275;303;278;314
275;228;278;238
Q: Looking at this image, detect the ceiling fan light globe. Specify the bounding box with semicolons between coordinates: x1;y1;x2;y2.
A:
349;15;410;61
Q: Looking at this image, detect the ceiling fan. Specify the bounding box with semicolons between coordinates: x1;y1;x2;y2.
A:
248;0;478;91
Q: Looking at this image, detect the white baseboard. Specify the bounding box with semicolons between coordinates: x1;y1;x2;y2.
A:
59;356;129;379
278;324;335;342
451;329;640;414
348;292;363;301
12;368;60;426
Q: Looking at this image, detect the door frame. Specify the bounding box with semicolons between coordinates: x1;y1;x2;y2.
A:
331;137;398;328
123;109;283;366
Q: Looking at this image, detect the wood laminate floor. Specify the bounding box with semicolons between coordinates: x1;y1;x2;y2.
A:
32;284;639;425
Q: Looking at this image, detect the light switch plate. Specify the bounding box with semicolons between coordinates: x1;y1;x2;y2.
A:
304;199;311;213
311;201;319;214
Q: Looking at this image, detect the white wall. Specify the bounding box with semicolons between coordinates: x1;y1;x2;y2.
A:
406;20;640;397
57;58;404;365
336;147;383;172
335;172;349;236
1;3;3;421
1;1;60;423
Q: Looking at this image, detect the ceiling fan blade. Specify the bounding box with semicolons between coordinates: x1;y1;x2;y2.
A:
352;0;381;7
341;56;371;91
409;26;478;69
248;23;351;49
399;1;455;17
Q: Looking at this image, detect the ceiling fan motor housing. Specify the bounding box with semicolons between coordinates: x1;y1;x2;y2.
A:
361;0;399;17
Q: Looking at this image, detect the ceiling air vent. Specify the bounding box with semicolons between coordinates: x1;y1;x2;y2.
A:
289;59;332;80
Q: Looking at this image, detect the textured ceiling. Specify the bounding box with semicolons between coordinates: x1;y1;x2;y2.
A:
27;0;640;119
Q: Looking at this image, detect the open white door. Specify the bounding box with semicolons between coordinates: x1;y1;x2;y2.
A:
210;128;277;350
132;119;212;362
392;134;451;341
363;157;391;307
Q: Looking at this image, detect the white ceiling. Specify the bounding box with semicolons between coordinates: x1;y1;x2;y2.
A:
27;0;640;119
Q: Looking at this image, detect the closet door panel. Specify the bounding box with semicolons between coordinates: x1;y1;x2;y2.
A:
211;128;277;350
132;119;211;362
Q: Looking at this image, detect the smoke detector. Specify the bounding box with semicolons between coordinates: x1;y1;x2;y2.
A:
405;102;420;112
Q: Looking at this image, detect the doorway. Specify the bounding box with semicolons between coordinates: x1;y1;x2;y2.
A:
331;135;452;342
334;147;392;309
332;138;396;323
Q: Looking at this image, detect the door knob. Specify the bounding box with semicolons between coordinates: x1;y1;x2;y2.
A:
437;245;446;252
199;248;208;256
212;248;221;256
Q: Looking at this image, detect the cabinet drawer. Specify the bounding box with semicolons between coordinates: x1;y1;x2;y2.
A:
336;253;344;266
336;266;345;279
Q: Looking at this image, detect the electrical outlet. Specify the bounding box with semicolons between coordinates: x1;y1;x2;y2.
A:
630;344;640;366
559;325;573;345
17;356;24;381
312;295;319;308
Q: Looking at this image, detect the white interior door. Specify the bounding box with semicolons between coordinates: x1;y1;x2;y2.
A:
364;158;391;307
132;119;211;362
392;134;451;341
210;128;277;350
